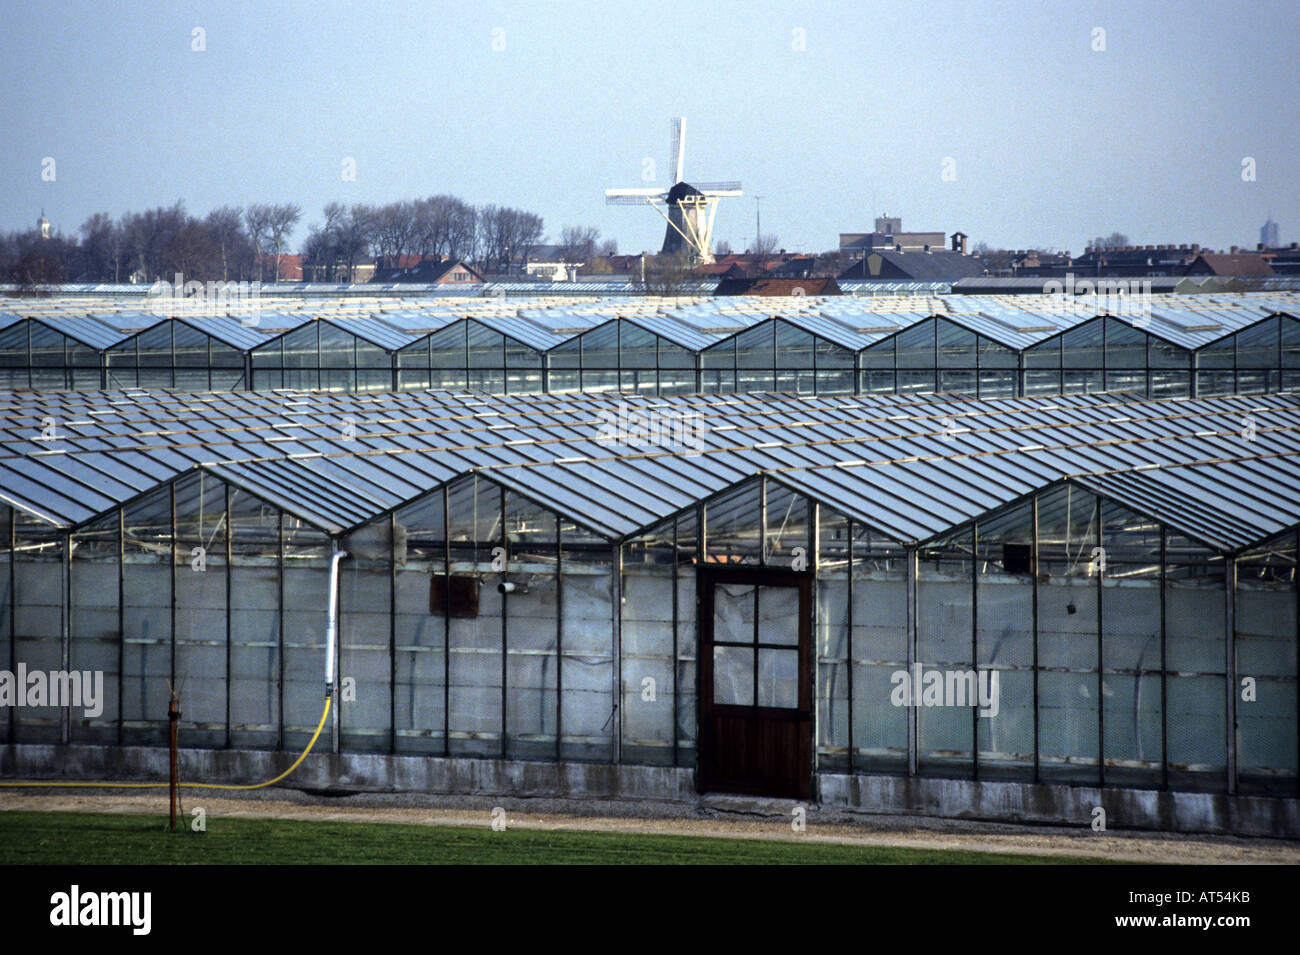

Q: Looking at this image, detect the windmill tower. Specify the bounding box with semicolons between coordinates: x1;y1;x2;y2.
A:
605;118;742;264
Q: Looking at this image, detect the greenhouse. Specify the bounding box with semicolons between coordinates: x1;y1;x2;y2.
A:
2;295;1298;400
1;387;1297;833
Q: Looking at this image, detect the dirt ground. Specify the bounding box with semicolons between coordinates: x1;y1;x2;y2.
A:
2;787;1296;864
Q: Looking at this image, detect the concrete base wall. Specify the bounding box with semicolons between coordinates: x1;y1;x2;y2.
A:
816;773;1300;839
3;743;1296;838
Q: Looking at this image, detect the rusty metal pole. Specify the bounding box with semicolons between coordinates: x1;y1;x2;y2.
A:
168;694;180;831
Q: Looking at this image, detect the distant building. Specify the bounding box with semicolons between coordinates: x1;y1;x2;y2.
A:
1261;216;1280;248
371;258;485;284
260;253;303;282
37;210;51;240
840;214;946;253
839;248;986;282
1063;245;1199;277
1183;251;1274;278
714;276;841;296
1261;242;1300;275
694;253;816;280
523;244;579;282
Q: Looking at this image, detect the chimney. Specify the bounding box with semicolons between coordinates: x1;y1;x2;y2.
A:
1191;243;1200;252
1230;245;1239;254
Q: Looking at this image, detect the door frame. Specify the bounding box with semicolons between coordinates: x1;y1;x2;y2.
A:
697;564;812;799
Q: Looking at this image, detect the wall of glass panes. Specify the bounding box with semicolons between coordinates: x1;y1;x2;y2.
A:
4;476;1295;797
1196;314;1300;396
1023;317;1192;398
0;320;103;389
547;319;698;395
251;321;395;392
395;320;544;393
701;319;855;395
106;322;247;390
858;316;1020;398
6;313;1299;400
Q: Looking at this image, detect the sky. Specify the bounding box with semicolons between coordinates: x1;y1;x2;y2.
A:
2;0;1297;256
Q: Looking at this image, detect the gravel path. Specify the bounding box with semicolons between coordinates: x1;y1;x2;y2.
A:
2;789;1296;864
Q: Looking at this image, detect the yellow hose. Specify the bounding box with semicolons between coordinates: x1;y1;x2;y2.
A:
0;695;331;791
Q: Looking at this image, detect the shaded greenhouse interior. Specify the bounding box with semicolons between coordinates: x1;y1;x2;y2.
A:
3;294;1299;399
1;387;1297;798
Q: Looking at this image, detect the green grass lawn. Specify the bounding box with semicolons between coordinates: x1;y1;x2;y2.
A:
0;810;1112;864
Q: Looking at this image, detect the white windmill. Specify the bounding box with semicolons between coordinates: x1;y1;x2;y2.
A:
605;117;742;264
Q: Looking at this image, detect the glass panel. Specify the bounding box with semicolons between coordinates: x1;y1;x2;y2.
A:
735;323;775;369
1235;317;1278;369
1099;500;1162;788
318;323;355;368
851;526;908;773
705;481;763;564
757;584;799;646
1035;485;1100;784
172;323;210;367
858;338;894;370
280;323;318;370
559;520;614;761
121;486;172;746
228;486;279;749
713;583;755;643
1235;534;1297;795
713;646;754;705
977;335;1017;368
620;518;677;766
12;515;65;742
619;322;657;369
1282;317;1300;369
894;319;934;369
1104;317;1146;369
976;503;1035;780
173;472;227;748
917;531;974;778
70;513;119;743
774;321;814;369
29;324;66;367
935;318;976;369
757;648;798;708
1061;319;1103;372
1165;534;1227;792
1023;336;1061;369
580;322;618;371
429;323;467;368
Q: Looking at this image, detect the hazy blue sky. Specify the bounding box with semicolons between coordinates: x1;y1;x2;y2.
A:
2;0;1297;255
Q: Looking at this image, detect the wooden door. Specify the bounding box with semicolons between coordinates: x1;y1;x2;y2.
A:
699;566;811;799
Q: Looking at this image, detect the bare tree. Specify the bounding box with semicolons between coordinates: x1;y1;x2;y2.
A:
245;204;273;283
265;203;302;281
1089;232;1130;251
205;205;246;281
748;233;779;255
122;201;188;282
371;200;419;270
638;252;694;296
79;213;120;282
560;225;600;263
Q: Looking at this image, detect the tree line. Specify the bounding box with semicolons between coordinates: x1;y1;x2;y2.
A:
3;196;609;285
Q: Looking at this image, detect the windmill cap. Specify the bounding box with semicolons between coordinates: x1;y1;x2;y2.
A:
666;181;705;202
